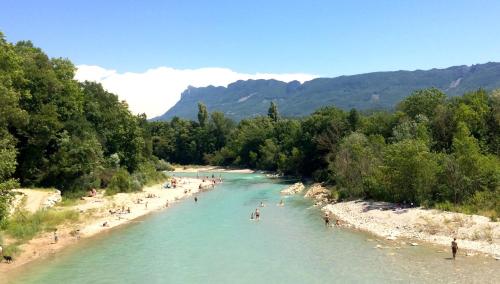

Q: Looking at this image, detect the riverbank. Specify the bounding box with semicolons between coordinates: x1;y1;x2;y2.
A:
1;176;215;274
322;200;500;257
173;165;255;173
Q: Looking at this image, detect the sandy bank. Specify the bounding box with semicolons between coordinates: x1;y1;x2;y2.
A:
323;200;500;257
1;177;216;274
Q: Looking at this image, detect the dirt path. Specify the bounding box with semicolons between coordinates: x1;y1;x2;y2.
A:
11;189;60;213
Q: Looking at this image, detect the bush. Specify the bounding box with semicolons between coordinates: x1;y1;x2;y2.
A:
329;188;339;201
106;169;135;195
435;201;454;212
135;162;168;186
155;159;174;171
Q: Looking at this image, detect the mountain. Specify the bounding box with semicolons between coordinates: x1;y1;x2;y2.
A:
155;62;500;121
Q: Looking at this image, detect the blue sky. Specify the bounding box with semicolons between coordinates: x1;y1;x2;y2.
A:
2;0;499;75
1;0;499;117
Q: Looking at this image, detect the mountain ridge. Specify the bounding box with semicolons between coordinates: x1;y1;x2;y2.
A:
155;62;500;121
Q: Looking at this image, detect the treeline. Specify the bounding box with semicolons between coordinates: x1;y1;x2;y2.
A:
1;31;498;223
151;92;500;218
0;33;167;223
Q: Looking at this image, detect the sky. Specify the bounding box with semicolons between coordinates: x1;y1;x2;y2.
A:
1;0;500;117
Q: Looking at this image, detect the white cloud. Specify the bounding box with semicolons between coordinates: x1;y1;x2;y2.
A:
75;65;317;118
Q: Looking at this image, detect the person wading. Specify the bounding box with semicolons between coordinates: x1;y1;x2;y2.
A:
451;238;458;259
324;213;330;227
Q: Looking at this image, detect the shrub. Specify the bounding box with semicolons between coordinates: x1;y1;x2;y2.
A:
155;159;174;171
106;169;135;195
329;188;339;201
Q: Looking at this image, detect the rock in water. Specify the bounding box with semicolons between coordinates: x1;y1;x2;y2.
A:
280;182;305;195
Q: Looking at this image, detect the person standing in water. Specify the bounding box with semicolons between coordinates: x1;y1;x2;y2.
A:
194;196;198;203
255;208;260;220
451;238;458;259
323;213;330;227
250;212;254;220
260;201;265;207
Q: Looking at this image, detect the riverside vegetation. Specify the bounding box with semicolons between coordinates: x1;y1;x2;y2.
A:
0;32;169;254
149;93;500;220
0;32;499;256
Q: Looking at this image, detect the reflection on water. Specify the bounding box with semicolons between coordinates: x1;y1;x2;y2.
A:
8;173;499;284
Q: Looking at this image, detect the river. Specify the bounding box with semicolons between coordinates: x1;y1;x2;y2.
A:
9;173;498;283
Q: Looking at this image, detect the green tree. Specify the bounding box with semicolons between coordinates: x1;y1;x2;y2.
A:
379;139;439;204
334;132;382;199
347;108;360;131
258;139;279;170
268;101;279;122
0;33;27;222
446;122;500;204
197;102;208;127
398;88;446;119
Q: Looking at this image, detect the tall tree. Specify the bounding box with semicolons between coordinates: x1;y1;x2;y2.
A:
268;101;279;122
347;108;360;131
197;102;208;127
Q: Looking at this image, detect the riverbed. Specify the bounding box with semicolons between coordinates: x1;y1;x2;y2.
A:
7;173;498;283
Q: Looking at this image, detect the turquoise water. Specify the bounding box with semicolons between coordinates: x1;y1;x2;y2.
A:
8;173;499;283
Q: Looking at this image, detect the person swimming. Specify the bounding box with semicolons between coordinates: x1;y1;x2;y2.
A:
194;196;198;203
260;201;265;207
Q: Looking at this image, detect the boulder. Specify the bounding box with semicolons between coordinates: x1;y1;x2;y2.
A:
280;182;305;195
304;183;330;202
42;190;62;209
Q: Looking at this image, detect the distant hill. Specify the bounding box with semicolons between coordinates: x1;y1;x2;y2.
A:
155;62;500;121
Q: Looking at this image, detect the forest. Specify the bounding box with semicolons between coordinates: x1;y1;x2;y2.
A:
150;91;500;219
1;33;499;225
0;33;167;224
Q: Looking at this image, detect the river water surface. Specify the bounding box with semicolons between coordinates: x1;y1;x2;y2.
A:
9;173;498;283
